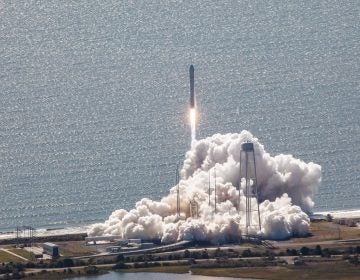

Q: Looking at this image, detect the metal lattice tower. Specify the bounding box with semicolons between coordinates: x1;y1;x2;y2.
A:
208;171;211;206
207;167;217;214
240;142;261;236
189;199;199;218
15;226;36;247
214;167;217;214
176;164;180;217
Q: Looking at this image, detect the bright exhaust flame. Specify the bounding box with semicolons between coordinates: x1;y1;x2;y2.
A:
190;108;196;145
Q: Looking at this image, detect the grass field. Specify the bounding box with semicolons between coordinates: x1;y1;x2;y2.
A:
118;265;190;274
56;241;97;257
293;221;360;243
0;249;24;263
191;262;360;280
8;248;36;261
26;268;109;279
115;261;360;280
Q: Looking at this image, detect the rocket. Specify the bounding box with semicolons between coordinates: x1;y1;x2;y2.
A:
189;65;195;108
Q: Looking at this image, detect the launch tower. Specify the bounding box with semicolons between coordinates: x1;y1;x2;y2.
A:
240;142;262;236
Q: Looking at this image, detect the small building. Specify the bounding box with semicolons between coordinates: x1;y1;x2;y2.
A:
141;242;154;249
106;246;121;253
85;235;124;245
43;242;59;257
128;239;141;245
309;214;326;222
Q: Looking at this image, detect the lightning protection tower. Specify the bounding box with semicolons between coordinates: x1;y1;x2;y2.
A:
189;199;199;218
240;142;261;237
176;164;180;217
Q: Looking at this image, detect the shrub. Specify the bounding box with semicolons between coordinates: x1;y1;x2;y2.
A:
113;261;129;269
322;248;331;258
242;249;252;258
184;250;190;258
349;255;359;265
55;260;64;268
356;246;360;254
294;258;304;266
115;254;124;263
300;247;310;256
201;249;209;259
326;214;333;222
63;258;74;267
315;245;322;255
12;270;22;279
214;248;222;257
286;249;298;256
25;262;35;268
84;265;98;275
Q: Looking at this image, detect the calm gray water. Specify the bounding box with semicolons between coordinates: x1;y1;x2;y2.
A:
0;1;359;231
71;272;254;280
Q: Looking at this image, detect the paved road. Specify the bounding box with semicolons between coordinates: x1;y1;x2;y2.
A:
74;240;193;259
274;238;360;249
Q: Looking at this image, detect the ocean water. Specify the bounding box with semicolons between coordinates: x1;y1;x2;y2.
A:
0;1;359;232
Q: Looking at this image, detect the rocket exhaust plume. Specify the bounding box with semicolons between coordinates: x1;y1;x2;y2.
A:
89;131;322;243
87;64;322;244
189;65;196;145
190;108;196;145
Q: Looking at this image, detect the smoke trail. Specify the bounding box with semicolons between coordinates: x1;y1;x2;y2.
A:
190;108;196;145
89;131;321;243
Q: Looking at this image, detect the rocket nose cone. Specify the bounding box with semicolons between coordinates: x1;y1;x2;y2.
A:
190;65;194;72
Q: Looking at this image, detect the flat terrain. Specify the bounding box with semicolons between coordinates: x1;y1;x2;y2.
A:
295;221;360;243
8;248;36;261
191;262;360;280
55;241;97;257
115;262;360;280
1;220;359;280
0;249;24;263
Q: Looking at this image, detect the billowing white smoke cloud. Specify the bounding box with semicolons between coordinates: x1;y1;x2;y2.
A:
89;131;321;243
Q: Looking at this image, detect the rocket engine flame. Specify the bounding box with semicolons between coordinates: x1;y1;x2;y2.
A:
190;108;196;145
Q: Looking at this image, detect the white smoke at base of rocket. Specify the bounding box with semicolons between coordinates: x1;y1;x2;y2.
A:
89;131;321;243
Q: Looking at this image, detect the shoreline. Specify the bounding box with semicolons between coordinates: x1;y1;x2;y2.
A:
2;208;360;241
0;233;87;245
2;219;360;280
0;226;90;241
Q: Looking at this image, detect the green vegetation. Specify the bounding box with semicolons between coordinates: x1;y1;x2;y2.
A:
8;249;36;261
25;267;110;279
56;241;96;257
0;250;23;263
117;265;190;274
191;262;360;280
0;220;359;279
26;270;75;280
294;221;360;243
84;265;98;275
334;218;359;227
0;262;25;278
